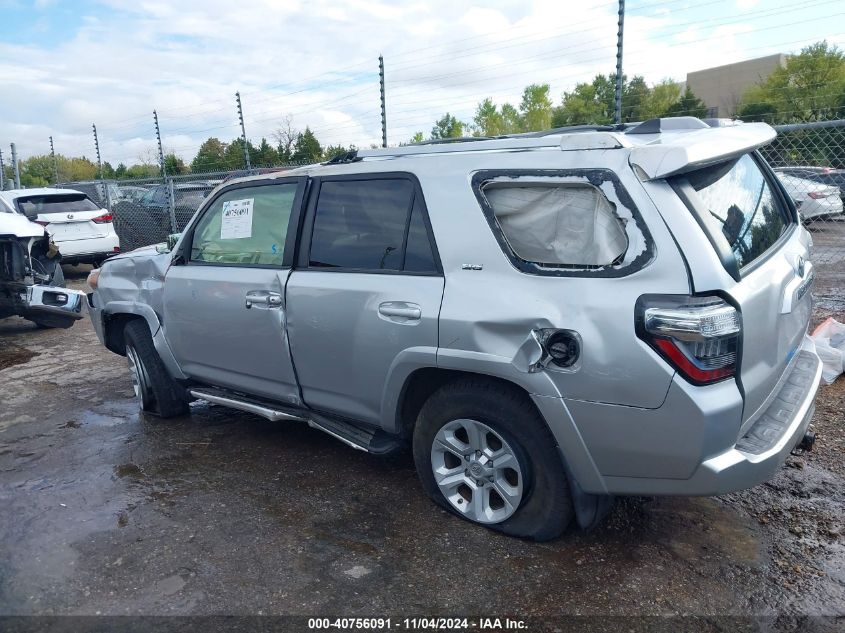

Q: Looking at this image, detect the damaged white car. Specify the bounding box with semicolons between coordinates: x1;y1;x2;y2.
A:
0;210;86;328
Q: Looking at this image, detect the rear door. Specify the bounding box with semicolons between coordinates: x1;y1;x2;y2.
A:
285;174;443;425
162;178;306;403
16;193;110;242
672;152;811;424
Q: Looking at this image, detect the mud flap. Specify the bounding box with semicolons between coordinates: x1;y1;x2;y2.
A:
565;462;615;530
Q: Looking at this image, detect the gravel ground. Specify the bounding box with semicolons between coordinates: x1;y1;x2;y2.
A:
0;265;843;625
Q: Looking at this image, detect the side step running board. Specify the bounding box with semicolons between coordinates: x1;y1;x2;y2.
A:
189;388;307;422
188;387;402;455
308;415;402;455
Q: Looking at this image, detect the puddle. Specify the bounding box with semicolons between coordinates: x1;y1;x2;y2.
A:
0;344;38;371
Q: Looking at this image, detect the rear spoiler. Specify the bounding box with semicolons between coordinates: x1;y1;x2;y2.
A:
628;122;776;181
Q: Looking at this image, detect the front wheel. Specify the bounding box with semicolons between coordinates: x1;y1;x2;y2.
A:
412;379;574;541
123;320;189;418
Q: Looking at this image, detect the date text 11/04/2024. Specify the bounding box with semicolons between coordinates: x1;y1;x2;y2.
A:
307;618;528;630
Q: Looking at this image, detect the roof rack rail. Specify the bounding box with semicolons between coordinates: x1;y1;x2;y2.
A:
323;150;362;165
626;116;709;135
409;136;493;146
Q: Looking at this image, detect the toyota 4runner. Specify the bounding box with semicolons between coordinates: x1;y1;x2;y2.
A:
86;117;822;540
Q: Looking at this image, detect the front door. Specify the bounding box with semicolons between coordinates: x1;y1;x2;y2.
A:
286;174;444;425
162;178;306;405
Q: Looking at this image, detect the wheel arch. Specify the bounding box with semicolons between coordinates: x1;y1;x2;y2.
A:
102;300;187;380
392;365;607;495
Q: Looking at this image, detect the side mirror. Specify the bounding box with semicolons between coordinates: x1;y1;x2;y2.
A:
155;233;182;255
167;233;181;251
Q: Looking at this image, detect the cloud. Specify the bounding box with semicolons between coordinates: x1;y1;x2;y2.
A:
0;0;838;166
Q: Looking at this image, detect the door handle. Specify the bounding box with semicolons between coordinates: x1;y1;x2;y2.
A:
245;291;283;309
378;302;421;320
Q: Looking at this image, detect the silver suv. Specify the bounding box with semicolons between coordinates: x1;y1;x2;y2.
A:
87;117;822;541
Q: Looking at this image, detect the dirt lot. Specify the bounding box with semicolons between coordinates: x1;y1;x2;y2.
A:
0;265;843;625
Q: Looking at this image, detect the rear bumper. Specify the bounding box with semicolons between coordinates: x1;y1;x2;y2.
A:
56;233;120;262
599;336;822;496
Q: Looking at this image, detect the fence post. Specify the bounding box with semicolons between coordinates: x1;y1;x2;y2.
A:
0;148;5;190
167;177;178;233
11;143;21;189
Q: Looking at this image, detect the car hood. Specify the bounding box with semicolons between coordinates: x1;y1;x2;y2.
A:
0;213;46;238
106;243;164;262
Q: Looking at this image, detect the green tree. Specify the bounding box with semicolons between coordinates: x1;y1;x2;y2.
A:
501;104;523;133
163;153;188;175
641;79;682;119
473;98;506;136
665;86;709;118
253;137;280;166
322;144;357;160
191;137;228;172
739;41;845;123
291;127;323;163
553;74;616;126
520;84;553;131
115;163;128;179
408;132;425;144
431;113;466;139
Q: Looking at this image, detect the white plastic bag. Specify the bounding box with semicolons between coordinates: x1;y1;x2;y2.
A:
811;317;845;384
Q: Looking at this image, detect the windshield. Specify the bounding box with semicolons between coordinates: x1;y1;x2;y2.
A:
15;194;100;219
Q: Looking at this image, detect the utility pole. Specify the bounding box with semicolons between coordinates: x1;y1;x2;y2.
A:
0;148;5;190
153;110;166;177
11;143;21;189
236;91;251;171
379;55;387;148
49;136;59;184
614;0;625;125
92;124;103;179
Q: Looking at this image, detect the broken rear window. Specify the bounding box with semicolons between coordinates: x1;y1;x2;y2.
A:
472;169;654;278
484;183;628;268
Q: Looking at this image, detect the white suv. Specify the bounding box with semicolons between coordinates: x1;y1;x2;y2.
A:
0;188;120;266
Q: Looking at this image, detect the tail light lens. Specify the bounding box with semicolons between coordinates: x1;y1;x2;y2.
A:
808;192;827;200
92;212;113;224
34;220;50;226
636;295;740;385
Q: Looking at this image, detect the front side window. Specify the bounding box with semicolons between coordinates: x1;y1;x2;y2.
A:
686;153;791;270
308;179;414;271
190;183;297;266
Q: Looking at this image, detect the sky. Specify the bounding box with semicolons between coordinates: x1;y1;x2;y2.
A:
0;0;843;169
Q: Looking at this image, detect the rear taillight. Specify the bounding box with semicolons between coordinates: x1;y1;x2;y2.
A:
34;220;49;226
808;192;828;200
92;212;113;224
636;295;740;385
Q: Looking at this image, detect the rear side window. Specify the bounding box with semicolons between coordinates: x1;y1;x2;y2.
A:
684;153;791;270
308;178;438;273
15;194;100;219
484;184;628;267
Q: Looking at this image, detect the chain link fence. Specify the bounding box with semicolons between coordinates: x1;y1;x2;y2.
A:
51;120;845;266
58;167;297;252
761;120;845;271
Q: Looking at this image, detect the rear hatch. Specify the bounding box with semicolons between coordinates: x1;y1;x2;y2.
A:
670;152;812;426
15;193;111;242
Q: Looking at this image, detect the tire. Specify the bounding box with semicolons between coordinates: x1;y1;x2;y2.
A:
412;378;573;541
123;320;189;418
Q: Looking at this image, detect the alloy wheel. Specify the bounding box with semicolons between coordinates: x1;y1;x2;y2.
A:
430;418;525;524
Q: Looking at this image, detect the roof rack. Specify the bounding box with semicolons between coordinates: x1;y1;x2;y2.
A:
323;150;362;165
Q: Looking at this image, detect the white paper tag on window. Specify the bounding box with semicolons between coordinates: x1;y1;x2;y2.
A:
220;198;254;239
